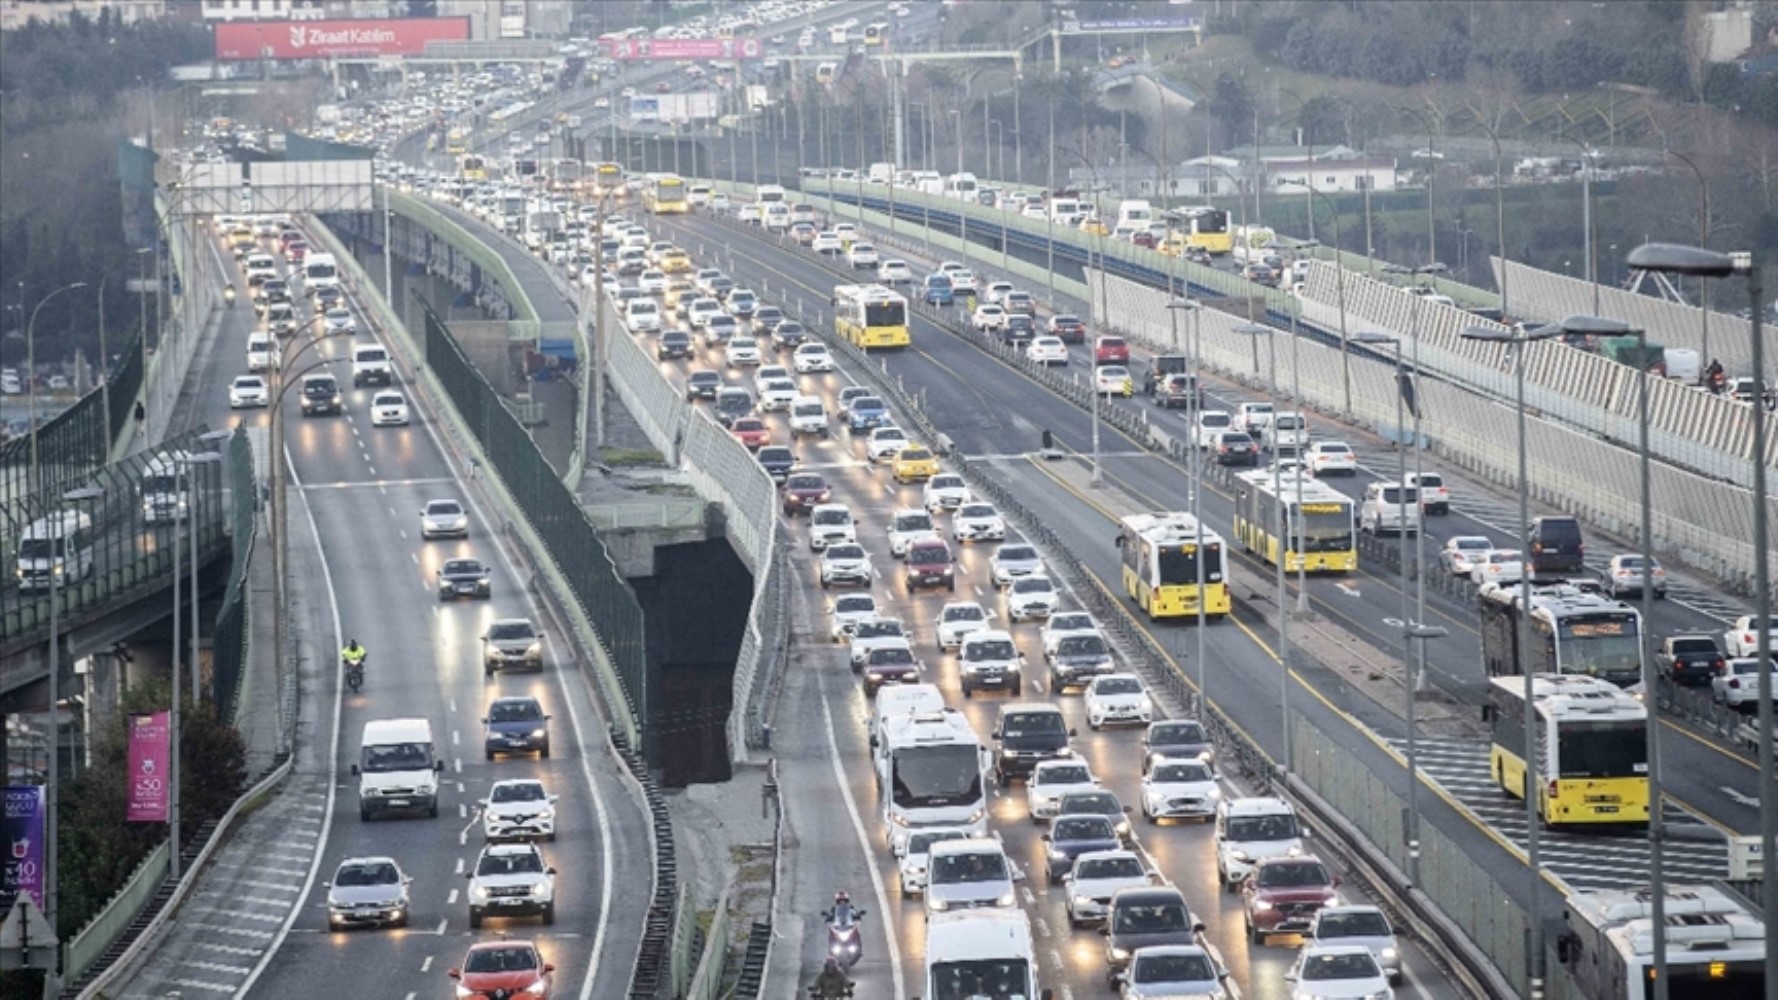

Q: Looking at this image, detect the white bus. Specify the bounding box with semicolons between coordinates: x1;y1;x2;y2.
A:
1558;883;1764;998
16;510;95;594
752;184;787;224
141;451;194;525
875;708;990;852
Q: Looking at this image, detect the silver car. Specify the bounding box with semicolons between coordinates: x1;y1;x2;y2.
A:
326;856;411;930
1064;849;1151;928
420;498;469;539
990;544;1043;587
923;839;1021;919
1440;535;1493;576
1118;945;1229;999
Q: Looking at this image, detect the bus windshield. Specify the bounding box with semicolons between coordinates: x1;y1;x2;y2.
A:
1556;618;1641;681
1292;506;1353;552
18;538;69;560
1557;720;1646;779
929;959;1031;1000
891;744;981;810
1154;543;1220;585
864;301;905;327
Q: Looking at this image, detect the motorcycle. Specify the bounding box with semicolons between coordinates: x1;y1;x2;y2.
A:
224;285;237;307
823;907;866;970
345;655;365;692
807;985;854;1000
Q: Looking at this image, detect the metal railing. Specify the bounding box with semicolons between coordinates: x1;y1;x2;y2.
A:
0;329;143;506
210;428;258;722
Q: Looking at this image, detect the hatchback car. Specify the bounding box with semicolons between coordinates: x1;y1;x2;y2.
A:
370;390;409;427
904;537;955;592
1726;615;1778;658
449;941;553;1000
1047;633;1115;691
1063;849;1150;928
482;618;543;673
781;473;831;515
1084;673;1152;729
935;601;993;650
1601;552;1667;599
756;445;797;482
482;696;550;759
481;779;558;842
729;416;771;450
1094;336;1131;365
952;502;1006;543
1213;431;1259;466
827;593;879;642
420;499;469;539
892;445;939;483
1006;575;1059;621
861;642;923;696
808;503;857;551
923;839;1020;919
1141;758;1220;823
877;259;913;284
866;426;911;462
922;473;969;513
1712;658;1778;711
1026;760;1100;822
327;856;411;930
1285;944;1391;999
1027;336;1069;366
886;508;938;558
437;558;492;601
990;544;1043;586
1141;719;1214;772
1118;945;1228;999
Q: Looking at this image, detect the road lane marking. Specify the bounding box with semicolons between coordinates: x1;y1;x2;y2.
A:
420;956;434;973
821;685;906;998
448;888;460;905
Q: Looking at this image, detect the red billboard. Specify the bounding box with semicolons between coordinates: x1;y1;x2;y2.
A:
214;17;471;61
601;37;764;61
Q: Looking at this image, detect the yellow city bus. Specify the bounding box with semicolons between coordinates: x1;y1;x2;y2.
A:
864;22;889;46
1116;512;1231;620
1486;674;1650;827
594;162;625;199
833;284;910;349
645;174;690;214
1231;471;1356;573
1181;206;1234;256
459;154;487;182
446;127;468;155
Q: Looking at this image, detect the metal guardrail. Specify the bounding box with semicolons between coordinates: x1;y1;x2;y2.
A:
386;189;541;326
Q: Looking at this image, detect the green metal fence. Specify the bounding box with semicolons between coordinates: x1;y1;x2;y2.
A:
211;428;258;720
107;329;145;447
0;330;144;504
418;296;648;744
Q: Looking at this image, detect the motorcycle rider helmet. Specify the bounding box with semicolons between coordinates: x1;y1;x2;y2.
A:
833;890;849;905
823;958;840;973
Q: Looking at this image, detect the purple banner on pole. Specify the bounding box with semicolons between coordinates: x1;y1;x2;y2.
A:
1;786;46;912
127;711;171;824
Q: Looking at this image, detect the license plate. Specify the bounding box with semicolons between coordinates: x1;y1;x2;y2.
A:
386;798;409;807
1596;805;1619;814
457;583;477;592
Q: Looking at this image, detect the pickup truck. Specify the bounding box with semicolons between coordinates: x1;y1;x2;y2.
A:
1657;634;1725;687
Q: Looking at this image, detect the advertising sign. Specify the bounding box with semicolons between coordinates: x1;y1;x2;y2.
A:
1060;16;1202;33
126;711;171;824
0;787;45;912
213;17;471;61
601;37;763;61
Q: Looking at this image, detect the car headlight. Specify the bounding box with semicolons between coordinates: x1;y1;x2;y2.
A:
1206;787;1222;800
996;892;1016;907
455;986;476;998
967;808;985;823
1072;895;1093;909
530;728;547;738
527;642;542;657
470;883;489;900
1109;947;1130;961
1323;892;1341;906
1048;848;1066;861
522;981;548;994
1380;947;1399;962
1365;992;1391;1000
1252;899;1273;911
930;898;950;911
477;577;490;586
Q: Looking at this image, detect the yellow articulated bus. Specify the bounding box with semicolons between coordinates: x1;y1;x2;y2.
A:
1486;673;1649;827
445;127;468;155
459;154;487;182
645;174;690;214
1231;471;1357;573
594;162;625;199
1116;511;1231;620
832;284;909;349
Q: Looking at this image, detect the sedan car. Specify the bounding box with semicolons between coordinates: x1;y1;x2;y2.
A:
228;375;269;408
990;544;1043;586
1047;632;1116;691
866;426;911;462
935;601;993;649
897;827;974;897
1601;552;1667;599
481;696;550;759
757;377;799;412
1064;849;1150;928
685;370;722;401
1142;758;1220;823
1441;535;1494;576
845;242;880;268
827;592;879;642
1094;365;1133;396
658;330;695;361
729;416;772;451
1048;314;1086;343
420;498;469;539
481;779;558;842
449;941;554;1000
482;618;543;673
951;502;1006;543
861;641;924;696
846;395;891;432
370;390;410;427
1006;575;1059;622
1026;760;1100;822
877;259;914;284
1305;441;1357;476
466;842;556;927
723;335;761;366
1470;549;1525;588
1713;658;1778;710
437;558;492;600
1084;673;1152;729
811;230;842;253
1042;814;1123;884
327;856;411;930
971;304;1008;332
1027;336;1069;366
849;617;909;668
756;445;797;482
752;306;785;334
781;473;831;515
1726;615;1778;658
891;445;939;483
819;543;873;589
1118;945;1229;1000
323;306;356;334
1285;945;1391;1000
1308;905;1402;986
885;508;937;558
1141;719;1214;772
726;290;759;319
1041;612;1099;656
1213;431;1260;466
636;269;667;294
792;342;833;373
774;321;810;349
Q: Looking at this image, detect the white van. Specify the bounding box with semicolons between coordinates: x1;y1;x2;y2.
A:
1048;198;1084;222
924;909;1038;999
789;395;828;436
688;184;712;207
247;332;278;373
351;343;394;387
351;718;442;820
763;202;791;233
1360;480;1422;536
15;510;95;594
302;252;339;295
943;172;979;202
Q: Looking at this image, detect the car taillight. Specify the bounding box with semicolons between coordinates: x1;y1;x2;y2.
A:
1730;679;1742;689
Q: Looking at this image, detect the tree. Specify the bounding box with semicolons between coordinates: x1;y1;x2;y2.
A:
1206;73;1255;145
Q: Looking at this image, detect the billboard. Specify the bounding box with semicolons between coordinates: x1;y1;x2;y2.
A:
628;93;721;124
213;17;471;61
127;712;172;824
0;787;45;913
602;37;763;61
1060;16;1202;33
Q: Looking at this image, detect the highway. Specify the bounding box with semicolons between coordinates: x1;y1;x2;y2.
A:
188;220;651;1000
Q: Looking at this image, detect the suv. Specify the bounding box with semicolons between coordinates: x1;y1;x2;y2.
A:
466;842;556;928
958;630;1024;697
1658;634;1726;687
1094;336;1130;366
1360;481;1421;536
299;373;343;416
1215;797;1305;890
991;703;1073;784
482;618;544;673
1103;887;1205;986
1526;515;1585;577
1242;855;1339;944
1403;471;1450;514
1155;374;1200;410
1047;632;1115;691
807;503;856;551
905;538;956;592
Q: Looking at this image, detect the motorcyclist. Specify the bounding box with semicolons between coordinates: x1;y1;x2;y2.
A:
341;639;367;669
224;283;237;306
1707;358;1726;393
825;890;856;927
811;958;852;998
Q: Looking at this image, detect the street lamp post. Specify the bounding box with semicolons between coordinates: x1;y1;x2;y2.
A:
27;283;90;497
184;437;230;700
1462;321;1562;999
1623;242;1769;994
1383;262;1448;692
1399;105;1440;279
46;484;103;990
1469;117;1511;319
1168;296;1208;715
97;250;153;454
1235;322;1292;770
1665;150;1711;365
1280;179;1352;418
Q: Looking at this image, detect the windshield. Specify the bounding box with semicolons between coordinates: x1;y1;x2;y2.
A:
834;596;874;614
964;639;1016;662
929;959;1030;1000
335;861;400;886
894;513;934;532
1036;764;1091;786
1134;952;1214;984
815;510;852;527
891;744;982;810
465;946;540;974
476;851;544;876
1055;636;1106;659
1377;486;1419;505
362;741;431;773
1151;762;1212;783
827;545;865;561
443;560;483;575
491;783;546;803
1093;677;1142;696
944;606;985;623
1302;952;1381;981
1053;816;1114;841
1060;792;1118;815
855;620;902;640
1150;722;1206;747
1076;855;1142;880
1293;506;1354;553
909;831;968;856
870;647;915;666
1556;617;1642;681
1227;813;1299;842
1113;902;1189;934
1320;910;1391;938
998;546;1036;563
958;505;996;520
787;475;823;490
489;701;542;723
930;851;1009;884
1557;721;1646;779
1257;862;1330;888
489;623;535;641
1011;578;1053;595
1001;711;1066;746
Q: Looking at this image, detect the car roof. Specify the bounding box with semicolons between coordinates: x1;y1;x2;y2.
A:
1222;796;1293;816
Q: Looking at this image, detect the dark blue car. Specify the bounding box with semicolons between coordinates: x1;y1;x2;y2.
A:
846;396;889;432
483;696;550;760
1043;814;1122;884
923;273;954;305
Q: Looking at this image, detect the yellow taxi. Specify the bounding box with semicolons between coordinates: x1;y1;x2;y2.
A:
891;445;939;484
658;249;693;273
1157;234;1187;257
1079;216;1110;237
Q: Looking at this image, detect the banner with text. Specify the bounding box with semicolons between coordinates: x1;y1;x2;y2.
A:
214;17;471;61
0;787;45;912
601;37;763;61
127;711;171;824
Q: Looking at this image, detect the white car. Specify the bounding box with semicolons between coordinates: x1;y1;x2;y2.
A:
984;281;1015;305
228;375;269;408
897;827;974;897
809;503;858;552
1084;673;1152;729
877;259;913;284
1712;658;1778;709
885;507;937;558
949;269;978;293
990;544;1043;586
971;304;1007;332
1305;441;1357;476
951;502;1005;543
792;342;834;373
1285;945;1393;1000
1026;760;1099;822
827;592;878;642
1194;410;1235;448
832;223;858;243
420;498;469;539
1041;612;1100;658
370;390;410;426
1006;574;1058;621
323;306;356;334
1725;615;1778;658
756;377;799;411
866;426;911;462
466;842;556;928
935;601;993;649
1308;906;1403;986
846;242;880;268
923;473;969;513
1470;549;1525;588
1094;365;1132;395
819;543;873;589
481;779;558;841
849;616;909;667
637;269;667;294
1441;535;1494;576
686;297;725;329
811;230;842;253
1062;849;1151;928
1141;758;1220;823
724;336;762;366
1027;336;1068;366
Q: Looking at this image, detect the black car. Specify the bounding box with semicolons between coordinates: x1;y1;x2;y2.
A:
482;696;550;759
1658;634;1726;687
1102;888;1205;987
1048;634;1115;691
992;705;1074;784
757;445;796;482
437;558;492;601
1141;720;1214;774
753;306;785;334
774;321;809;349
709;276;735;300
1213;432;1259;466
315;285;345;310
1043;814;1122;883
658;330;693;360
686;370;722;400
1001;314;1036;345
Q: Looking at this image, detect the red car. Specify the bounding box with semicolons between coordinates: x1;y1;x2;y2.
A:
781;472;832;515
1241;855;1340;943
1048;314;1086;344
449;941;554;1000
730;416;771;450
1094;336;1130;366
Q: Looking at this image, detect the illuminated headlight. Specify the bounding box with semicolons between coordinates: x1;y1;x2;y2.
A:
1380;947;1399;962
1364;993;1391;1000
477;577;490;586
1288;844;1304;857
455;986;476;998
966;808;985;824
1048;848;1067;861
930;898;950;912
331;394;342;404
866;671;882;680
530;728;547;738
892;813;910;827
1323;892;1341;906
521;981;548;994
1252;900;1274;911
470;884;490;900
1114;819;1130;837
1206;787;1222;800
995;892;1015;907
526;642;542;658
1109;947;1130;961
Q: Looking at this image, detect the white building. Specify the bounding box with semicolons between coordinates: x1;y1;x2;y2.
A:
1262;155;1397;194
1;0;169;30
